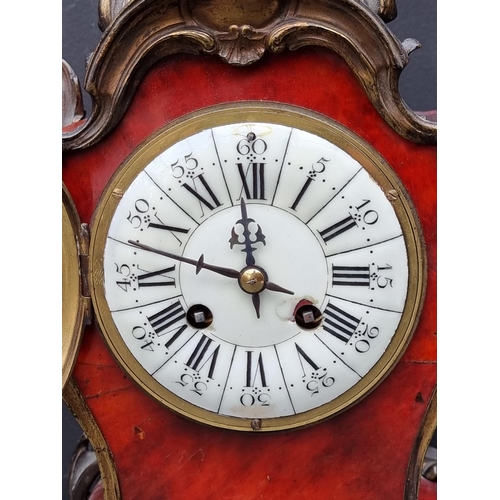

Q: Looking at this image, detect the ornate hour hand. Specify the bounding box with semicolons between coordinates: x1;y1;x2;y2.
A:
127;241;294;301
229;198;266;266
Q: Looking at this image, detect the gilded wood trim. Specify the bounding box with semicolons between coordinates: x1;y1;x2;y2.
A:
62;0;436;151
404;386;437;500
63;377;121;500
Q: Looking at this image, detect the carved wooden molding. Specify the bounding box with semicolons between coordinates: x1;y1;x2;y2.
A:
98;0;398;29
62;0;436;150
360;0;397;21
62;60;84;128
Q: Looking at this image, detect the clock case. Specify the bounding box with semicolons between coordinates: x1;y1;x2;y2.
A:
62;1;436;499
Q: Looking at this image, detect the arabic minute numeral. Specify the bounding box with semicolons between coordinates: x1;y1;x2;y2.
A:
176;373;209;396
131;325;155;351
372;264;394;289
353;324;380;353
126;198;150;228
114;263;132;291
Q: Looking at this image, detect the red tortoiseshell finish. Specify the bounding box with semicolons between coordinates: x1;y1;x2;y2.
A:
63;46;436;500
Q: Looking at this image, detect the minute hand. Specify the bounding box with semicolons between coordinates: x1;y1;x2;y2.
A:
128;240;239;279
127;240;294;296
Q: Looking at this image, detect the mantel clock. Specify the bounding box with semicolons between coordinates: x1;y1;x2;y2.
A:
62;1;436;499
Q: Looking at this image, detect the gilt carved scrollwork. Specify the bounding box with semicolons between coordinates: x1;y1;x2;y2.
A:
62;0;436;150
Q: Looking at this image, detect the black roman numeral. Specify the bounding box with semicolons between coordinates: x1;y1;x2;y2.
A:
319;214;357;243
238;162;266;200
245;351;268;387
186;335;220;379
148;222;190;234
290;177;313;211
138;265;176;288
332;265;370;287
318;200;377;244
289;158;330;210
182;174;222;211
322;302;360;343
295;343;320;376
147;300;186;335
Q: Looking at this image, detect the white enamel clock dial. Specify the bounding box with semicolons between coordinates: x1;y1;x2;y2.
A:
90;103;425;431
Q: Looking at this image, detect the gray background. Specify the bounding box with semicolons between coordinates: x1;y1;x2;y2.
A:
62;1;437;498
